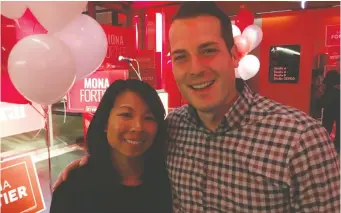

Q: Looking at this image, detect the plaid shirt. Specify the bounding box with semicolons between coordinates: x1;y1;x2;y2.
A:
166;84;340;213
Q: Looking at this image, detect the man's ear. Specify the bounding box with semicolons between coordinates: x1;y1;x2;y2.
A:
231;45;243;68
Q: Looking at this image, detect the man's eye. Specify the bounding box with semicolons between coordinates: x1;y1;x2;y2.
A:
203;48;217;55
173;55;186;61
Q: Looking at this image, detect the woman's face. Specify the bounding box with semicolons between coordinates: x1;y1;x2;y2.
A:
106;90;158;157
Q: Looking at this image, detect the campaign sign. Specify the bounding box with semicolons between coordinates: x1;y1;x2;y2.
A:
0;155;45;213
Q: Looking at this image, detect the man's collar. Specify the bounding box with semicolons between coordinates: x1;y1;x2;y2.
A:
186;82;255;131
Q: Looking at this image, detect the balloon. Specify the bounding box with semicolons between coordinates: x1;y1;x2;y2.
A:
232;24;241;37
27;1;88;33
234;8;254;32
8;34;76;105
242;24;263;52
1;1;27;19
234;35;250;57
1;9;47;74
235;68;241;79
54;14;108;80
237;55;260;80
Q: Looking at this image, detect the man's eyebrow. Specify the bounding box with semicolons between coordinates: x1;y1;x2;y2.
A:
198;42;218;49
171;42;218;56
171;49;186;56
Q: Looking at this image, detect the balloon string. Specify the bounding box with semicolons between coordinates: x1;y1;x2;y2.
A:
43;106;53;196
63;96;67;123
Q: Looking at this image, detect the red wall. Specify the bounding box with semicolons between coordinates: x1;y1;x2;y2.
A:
145;5;340;111
259;8;340;113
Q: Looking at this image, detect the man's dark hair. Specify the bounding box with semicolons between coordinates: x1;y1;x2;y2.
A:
172;2;244;91
172;1;234;52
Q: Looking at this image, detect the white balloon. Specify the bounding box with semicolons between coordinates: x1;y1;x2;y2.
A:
8;34;76;105
242;25;263;52
235;68;241;79
237;55;260;80
27;1;88;33
232;24;241;37
1;1;27;19
54;14;108;80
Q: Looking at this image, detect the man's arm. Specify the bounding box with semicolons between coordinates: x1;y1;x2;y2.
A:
290;123;340;212
52;155;89;190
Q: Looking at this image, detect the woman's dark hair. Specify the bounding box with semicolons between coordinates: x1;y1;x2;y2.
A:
86;79;167;182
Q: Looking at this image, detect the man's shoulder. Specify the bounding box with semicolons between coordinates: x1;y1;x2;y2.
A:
253;94;319;129
166;105;189;123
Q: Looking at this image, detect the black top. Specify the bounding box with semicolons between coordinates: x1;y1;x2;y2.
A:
50;164;172;213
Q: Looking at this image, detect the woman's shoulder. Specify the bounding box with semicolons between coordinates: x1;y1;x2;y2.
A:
53;164;94;194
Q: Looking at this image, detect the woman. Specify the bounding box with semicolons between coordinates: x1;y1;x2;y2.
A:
50;79;172;213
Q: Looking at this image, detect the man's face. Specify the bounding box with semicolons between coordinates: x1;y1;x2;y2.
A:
169;15;238;113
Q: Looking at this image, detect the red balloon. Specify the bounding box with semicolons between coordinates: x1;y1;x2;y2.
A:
234;8;254;32
1;9;47;104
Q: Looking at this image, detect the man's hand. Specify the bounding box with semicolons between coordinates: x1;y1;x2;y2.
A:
52;155;89;190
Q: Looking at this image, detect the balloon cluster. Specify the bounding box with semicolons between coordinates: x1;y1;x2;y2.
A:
232;7;263;80
1;2;108;105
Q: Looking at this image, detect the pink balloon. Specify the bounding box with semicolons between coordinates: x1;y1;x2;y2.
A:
232;24;241;37
54;14;108;81
242;24;263;52
8;34;76;105
1;1;27;19
234;35;250;57
27;1;88;33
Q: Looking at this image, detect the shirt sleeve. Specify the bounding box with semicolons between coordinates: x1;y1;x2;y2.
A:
289;123;340;212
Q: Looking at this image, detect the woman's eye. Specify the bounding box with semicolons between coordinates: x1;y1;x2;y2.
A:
118;113;132;117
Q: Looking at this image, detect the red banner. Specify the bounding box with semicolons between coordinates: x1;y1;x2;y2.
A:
98;25;135;70
83;112;94;145
325;25;340;47
67;70;128;113
129;50;157;88
1;155;45;213
327;46;340;65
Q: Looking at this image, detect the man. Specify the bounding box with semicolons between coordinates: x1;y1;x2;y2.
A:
55;2;340;212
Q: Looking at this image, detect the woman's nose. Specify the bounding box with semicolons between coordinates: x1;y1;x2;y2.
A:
131;117;143;132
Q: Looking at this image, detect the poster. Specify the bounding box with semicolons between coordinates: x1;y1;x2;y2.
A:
327;45;340;66
67;70;128;113
325;25;340;47
0;155;45;213
99;24;135;70
129;50;157;88
269;45;301;83
0;102;44;138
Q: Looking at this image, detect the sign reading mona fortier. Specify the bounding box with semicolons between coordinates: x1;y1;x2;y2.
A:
1;155;45;213
67;69;128;113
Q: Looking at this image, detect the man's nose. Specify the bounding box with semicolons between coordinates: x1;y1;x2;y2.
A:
189;56;205;76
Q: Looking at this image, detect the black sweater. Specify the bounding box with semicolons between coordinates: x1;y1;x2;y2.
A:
50;164;172;213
